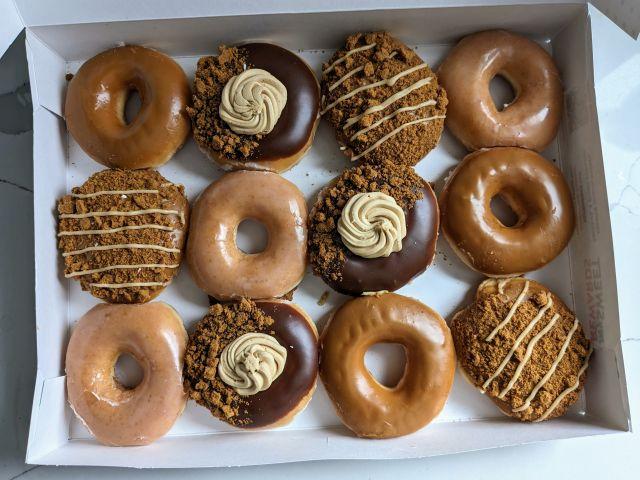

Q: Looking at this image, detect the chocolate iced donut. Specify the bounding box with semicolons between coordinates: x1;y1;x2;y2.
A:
189;43;320;173
438;30;563;151
183;299;318;429
320;293;455;438
308;161;439;295
440;147;574;276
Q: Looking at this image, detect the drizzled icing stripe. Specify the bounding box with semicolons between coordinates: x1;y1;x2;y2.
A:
481;296;554;392
89;281;170;289
323;43;376;74
70;189;160;198
350;115;445;161
349;99;436;142
57;224;175;237
485;280;530;342
65;263;180;278
533;346;593;422
62;243;181;257
499;312;560;399
59;208;185;224
328;51;398;92
320;63;429;115
342;76;432;130
513;317;580;413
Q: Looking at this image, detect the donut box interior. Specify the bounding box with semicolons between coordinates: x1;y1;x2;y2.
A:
9;0;634;469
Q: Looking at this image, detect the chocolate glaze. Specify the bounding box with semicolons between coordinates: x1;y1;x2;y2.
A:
240;43;320;162
237;301;318;428
328;182;439;296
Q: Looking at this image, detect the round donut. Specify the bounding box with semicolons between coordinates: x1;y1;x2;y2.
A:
65;45;191;169
451;277;592;422
187;171;307;300
65;302;187;446
308;161;438;296
440;147;574;276
438;30;563;152
183;299;318;429
189;43;320;173
320;293;455;438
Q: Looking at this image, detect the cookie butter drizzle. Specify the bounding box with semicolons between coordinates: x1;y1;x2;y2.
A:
321;42;444;161
70;189;160;199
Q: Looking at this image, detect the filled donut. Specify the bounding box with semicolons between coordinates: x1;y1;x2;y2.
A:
320;31;447;166
183;299;318;429
187;170;307;300
308;161;438;295
65;302;188;446
188;43;320;173
438;30;563;151
440;147;574;276
65;45;191;169
57;169;189;304
320;293;455;438
451;277;592;422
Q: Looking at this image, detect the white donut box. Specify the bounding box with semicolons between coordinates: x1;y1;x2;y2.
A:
2;0;636;469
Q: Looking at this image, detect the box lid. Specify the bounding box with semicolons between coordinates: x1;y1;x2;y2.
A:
0;0;638;58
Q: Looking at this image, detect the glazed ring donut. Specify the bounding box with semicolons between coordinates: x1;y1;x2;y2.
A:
65;45;191;169
320;293;455;438
183;299;318;428
440;147;575;276
187;171;307;300
65;302;187;446
438;30;563;152
189;43;320;173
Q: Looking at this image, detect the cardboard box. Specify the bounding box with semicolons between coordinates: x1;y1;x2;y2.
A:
0;0;635;469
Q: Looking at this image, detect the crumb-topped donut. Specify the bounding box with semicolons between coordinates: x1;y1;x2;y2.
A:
320;293;455;438
65;45;191;169
183;299;318;429
57;169;189;303
438;30;563;151
188;43;320;173
451;277;592;422
320;32;447;166
66;302;187;446
308;161;438;295
440;147;574;276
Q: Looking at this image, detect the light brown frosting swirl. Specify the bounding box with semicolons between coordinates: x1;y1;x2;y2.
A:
218;332;287;396
219;68;287;135
337;192;407;258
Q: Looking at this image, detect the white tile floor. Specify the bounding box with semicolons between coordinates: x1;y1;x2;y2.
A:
1;6;638;479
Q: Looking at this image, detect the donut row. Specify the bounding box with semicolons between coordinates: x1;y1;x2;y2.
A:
60;29;591;447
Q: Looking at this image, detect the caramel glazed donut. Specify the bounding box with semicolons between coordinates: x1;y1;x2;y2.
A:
66;303;187;446
187;170;307;300
320;293;455;438
438;30;563;152
440;147;575;277
183;299;318;428
65;45;191;169
189;43;320;173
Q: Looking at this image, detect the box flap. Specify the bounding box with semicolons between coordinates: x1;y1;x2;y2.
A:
0;0;24;58
591;0;640;38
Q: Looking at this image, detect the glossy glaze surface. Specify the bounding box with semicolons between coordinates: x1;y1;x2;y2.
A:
187;171;307;300
320;293;455;438
65;45;191;169
438;30;563;152
65;302;187;446
440;147;575;276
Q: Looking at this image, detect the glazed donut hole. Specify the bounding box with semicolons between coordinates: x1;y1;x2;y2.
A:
364;342;408;389
123;88;143;125
114;352;144;390
235;219;269;254
489;190;526;228
489;74;517;112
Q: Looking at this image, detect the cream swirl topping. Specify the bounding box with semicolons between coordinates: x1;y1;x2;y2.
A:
337;192;407;259
219;68;287;135
217;332;287;396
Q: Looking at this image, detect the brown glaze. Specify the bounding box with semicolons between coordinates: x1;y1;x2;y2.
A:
440;147;575;276
65;45;191;169
328;181;439;295
237;301;319;428
438;30;563;152
320;293;455;438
